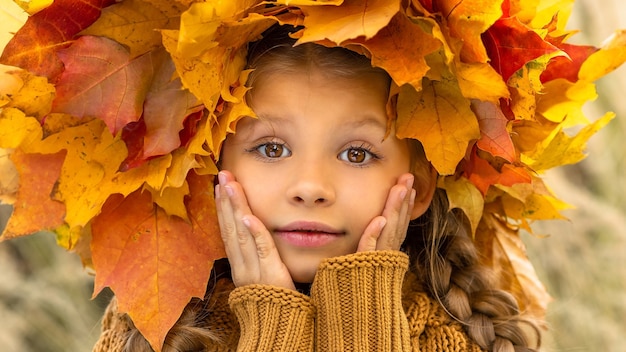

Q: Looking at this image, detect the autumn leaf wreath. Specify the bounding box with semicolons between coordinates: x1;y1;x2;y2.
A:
1;0;625;350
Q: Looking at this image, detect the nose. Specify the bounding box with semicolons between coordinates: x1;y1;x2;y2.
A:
286;160;336;207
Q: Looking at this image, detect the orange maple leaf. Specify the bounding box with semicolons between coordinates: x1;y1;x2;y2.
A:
472;100;516;162
91;171;224;351
1;149;66;239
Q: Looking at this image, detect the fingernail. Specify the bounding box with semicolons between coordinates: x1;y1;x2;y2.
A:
241;216;251;228
218;171;227;185
214;184;220;199
406;174;414;189
378;217;387;230
225;184;234;197
399;188;408;199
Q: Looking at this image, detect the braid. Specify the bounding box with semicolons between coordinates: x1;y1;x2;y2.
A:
404;190;540;351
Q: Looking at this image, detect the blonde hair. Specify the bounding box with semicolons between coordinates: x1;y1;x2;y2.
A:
124;25;540;351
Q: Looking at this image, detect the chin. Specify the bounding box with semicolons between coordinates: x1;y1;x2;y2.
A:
288;266;317;284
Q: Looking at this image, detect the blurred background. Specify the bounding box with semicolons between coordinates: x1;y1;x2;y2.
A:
1;0;624;351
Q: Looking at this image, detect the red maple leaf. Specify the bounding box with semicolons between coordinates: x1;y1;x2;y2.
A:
0;0;116;82
483;17;560;82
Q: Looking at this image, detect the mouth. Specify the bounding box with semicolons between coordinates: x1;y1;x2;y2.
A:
274;221;344;247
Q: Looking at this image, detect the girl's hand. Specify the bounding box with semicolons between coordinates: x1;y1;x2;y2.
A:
215;171;296;290
357;173;416;252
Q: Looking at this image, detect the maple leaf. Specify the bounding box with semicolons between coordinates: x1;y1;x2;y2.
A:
91;171;225;352
176;0;267;58
1;149;66;240
578;29;626;82
346;13;441;90
439;175;484;235
456;62;510;103
52;36;163;134
0;0;116;81
465;149;532;195
80;0;188;58
437;0;503;63
396;79;480;175
0;108;43;150
31;118;128;228
525;112;614;172
471;100;516;162
0;148;18;204
142;57;203;160
483;17;560;82
2;69;56;120
541;42;598;83
476;213;551;322
295;0;400;44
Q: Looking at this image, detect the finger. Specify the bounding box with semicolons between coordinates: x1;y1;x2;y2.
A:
378;174;414;250
242;215;295;290
215;181;245;269
219;173;261;269
357;216;387;252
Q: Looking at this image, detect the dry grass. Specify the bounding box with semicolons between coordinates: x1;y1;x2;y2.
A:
0;1;625;351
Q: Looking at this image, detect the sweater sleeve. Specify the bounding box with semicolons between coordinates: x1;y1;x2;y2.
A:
310;250;411;351
228;284;315;352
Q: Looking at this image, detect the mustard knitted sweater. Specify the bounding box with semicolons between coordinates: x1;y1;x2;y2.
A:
93;250;484;351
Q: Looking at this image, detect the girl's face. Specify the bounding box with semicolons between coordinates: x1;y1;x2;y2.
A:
221;68;420;283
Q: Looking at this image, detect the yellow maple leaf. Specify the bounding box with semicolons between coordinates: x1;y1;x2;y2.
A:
295;0;400;44
0;107;42;149
29;118;128;228
457;62;510;103
524;112;614;172
439;175;484;235
176;0;262;57
579;29;626;82
528;0;573;32
5;70;55;119
438;0;503;63
396;79;481;175
81;0;187;58
537;78;597;126
147;181;190;221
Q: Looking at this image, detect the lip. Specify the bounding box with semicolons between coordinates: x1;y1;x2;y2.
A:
274;221;344;248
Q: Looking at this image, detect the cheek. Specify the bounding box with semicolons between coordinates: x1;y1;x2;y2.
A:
232;171;279;217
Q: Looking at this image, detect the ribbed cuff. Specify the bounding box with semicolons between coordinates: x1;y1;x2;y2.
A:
311;250;411;351
229;285;315;352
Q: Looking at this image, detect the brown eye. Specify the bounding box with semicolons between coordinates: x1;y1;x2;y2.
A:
347;149;366;163
339;147;373;164
257;142;290;158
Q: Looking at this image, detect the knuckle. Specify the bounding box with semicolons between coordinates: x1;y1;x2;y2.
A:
255;238;274;259
220;222;235;236
236;228;249;244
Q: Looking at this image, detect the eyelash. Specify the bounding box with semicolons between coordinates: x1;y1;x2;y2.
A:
245;139;291;161
245;140;382;165
338;143;382;166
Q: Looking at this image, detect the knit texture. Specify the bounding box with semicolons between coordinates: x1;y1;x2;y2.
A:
92;251;484;352
229;285;315;351
312;250;411;351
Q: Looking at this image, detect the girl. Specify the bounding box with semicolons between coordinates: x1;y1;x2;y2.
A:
93;26;539;352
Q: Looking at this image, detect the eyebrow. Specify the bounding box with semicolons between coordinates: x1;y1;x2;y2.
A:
256;114;387;132
342;115;387;132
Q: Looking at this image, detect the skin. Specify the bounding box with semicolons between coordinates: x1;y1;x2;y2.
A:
216;68;435;290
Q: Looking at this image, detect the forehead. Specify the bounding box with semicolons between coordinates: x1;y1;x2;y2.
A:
245;69;390;129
